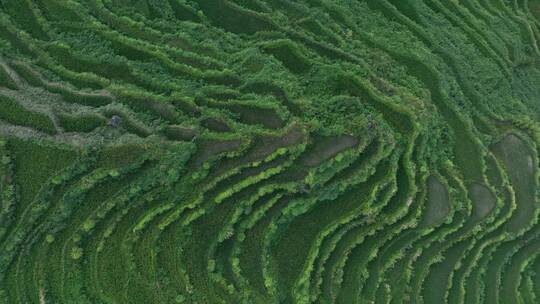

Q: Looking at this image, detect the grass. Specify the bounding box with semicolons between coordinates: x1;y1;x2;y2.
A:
7;138;77;216
58;113;106;133
0;95;56;134
1;0;540;303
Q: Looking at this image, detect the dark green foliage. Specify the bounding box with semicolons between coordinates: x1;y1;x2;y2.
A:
0;95;56;134
0;65;17;90
6;137;77;214
1;1;540;303
58;113;106;133
260;40;311;74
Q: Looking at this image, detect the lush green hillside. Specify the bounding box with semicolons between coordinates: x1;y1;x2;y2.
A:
1;0;540;303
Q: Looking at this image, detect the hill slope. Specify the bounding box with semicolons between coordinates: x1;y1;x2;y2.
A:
1;1;540;303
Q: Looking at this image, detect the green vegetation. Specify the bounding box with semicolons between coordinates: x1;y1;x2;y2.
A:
0;95;56;135
1;0;540;303
58;113;106;133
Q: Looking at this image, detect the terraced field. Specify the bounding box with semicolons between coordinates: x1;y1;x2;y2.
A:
1;0;540;303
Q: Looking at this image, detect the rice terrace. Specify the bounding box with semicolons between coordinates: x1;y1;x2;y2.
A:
2;0;540;303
